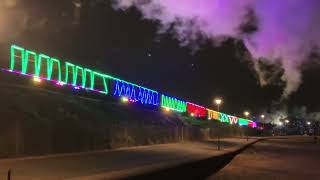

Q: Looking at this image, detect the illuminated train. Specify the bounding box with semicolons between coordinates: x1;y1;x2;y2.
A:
4;45;257;128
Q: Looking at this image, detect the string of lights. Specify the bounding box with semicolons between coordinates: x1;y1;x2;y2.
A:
161;94;187;112
113;79;159;106
7;44;257;128
207;109;220;120
186;102;206;117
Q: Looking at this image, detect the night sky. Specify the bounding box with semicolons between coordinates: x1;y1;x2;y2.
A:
1;0;319;118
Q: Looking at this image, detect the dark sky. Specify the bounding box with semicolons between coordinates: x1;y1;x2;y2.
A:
1;0;319;117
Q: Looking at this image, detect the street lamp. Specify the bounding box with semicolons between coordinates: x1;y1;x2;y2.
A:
214;98;223;151
260;114;265;130
214;98;222;111
244;111;250;141
307;121;311;125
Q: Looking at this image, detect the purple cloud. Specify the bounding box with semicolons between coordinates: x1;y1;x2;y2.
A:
113;0;320;98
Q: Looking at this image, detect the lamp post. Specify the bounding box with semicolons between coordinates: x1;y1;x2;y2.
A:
244;111;250;141
215;99;222;112
214;98;222;151
7;169;11;180
261;114;265;130
307;121;312;137
260;114;266;130
244;111;250;117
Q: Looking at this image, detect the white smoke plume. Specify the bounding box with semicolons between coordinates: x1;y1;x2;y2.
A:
0;0;27;43
0;0;49;44
263;105;288;124
308;112;320;122
112;0;320;98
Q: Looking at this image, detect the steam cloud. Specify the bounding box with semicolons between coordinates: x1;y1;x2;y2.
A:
308;112;320;122
0;0;27;43
0;0;48;44
113;0;320;98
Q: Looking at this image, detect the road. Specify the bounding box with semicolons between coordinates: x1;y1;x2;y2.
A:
0;138;255;180
209;136;320;180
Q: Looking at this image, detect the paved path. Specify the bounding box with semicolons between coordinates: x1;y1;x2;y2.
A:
209;136;320;180
0;138;256;180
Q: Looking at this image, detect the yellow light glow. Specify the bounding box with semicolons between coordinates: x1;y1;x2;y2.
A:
121;97;129;103
165;107;170;112
214;98;222;105
244;111;250;117
190;113;194;117
33;77;41;83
